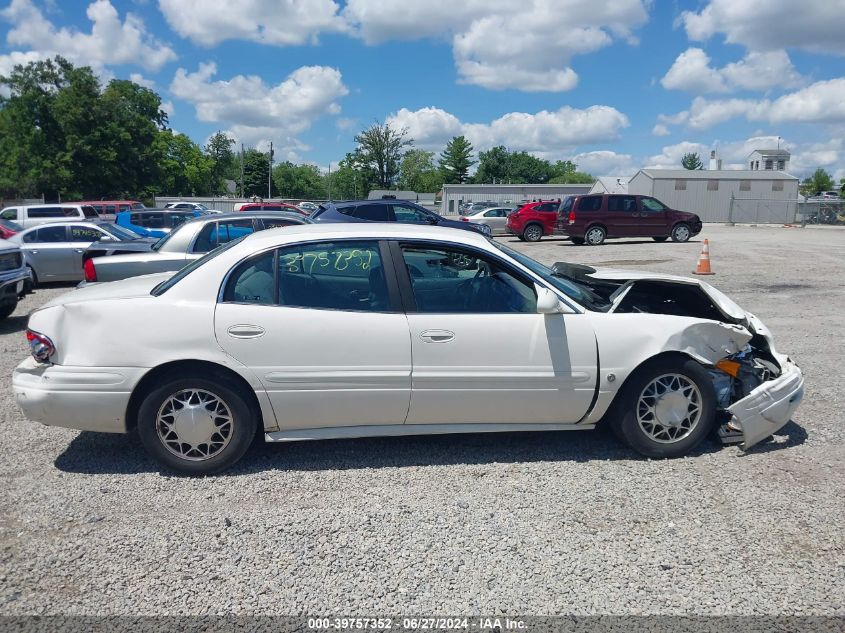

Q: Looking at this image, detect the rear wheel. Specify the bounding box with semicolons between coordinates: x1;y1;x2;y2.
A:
136;376;257;475
671;223;691;242
522;224;543;242
652;236;668;242
570;236;585;245
585;225;606;246
610;356;715;458
0;301;16;320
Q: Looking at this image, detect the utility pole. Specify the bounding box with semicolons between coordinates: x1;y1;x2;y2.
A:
267;141;273;200
327;162;332;201
239;143;244;197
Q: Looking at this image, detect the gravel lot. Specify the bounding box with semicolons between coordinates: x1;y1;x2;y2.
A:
1;225;843;616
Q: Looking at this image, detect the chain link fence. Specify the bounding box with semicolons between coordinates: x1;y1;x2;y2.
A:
727;196;844;225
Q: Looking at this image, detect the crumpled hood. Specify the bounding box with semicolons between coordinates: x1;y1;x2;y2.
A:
588;267;748;322
39;272;172;309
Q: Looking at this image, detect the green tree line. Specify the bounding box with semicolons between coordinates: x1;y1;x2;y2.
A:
1;57;597;202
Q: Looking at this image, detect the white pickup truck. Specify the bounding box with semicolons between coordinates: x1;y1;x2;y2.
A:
0;238;31;320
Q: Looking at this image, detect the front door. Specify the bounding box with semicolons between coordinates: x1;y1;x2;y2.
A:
214;239;412;430
606;195;639;236
68;225;110;278
396;242;598;425
635;197;669;235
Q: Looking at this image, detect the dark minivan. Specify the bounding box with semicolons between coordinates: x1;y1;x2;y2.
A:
557;194;702;245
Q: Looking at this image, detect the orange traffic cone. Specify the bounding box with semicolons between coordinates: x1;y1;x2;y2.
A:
693;239;715;275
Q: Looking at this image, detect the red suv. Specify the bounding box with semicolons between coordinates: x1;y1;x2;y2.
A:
558;194;702;245
506;200;561;241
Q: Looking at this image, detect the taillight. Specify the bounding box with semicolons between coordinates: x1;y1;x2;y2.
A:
26;329;55;362
83;258;97;282
460;217;468;221
568;210;576;224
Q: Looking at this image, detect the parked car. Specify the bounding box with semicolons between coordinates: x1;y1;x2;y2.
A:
84;211;311;283
116;209;203;238
164;201;210;212
460;206;514;234
0;238;31;320
0;219;23;240
14;223;804;474
506;199;563;241
237;202;306;215
558;194;703;246
0;204;100;229
808;191;842;200
312;199;492;237
77;200;146;216
8;221;145;287
459;201;498;216
297;201;319;213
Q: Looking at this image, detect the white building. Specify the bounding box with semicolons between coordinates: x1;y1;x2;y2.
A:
747;149;790;172
628;169;799;223
440;183;592;215
589;177;630;194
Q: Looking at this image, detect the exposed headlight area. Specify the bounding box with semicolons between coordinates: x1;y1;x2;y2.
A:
26;329;55;363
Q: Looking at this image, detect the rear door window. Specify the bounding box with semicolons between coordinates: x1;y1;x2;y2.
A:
350;204;389;221
538;202;558;212
69;225;106;241
577;196;603;212
31;226;68;242
607;196;637;212
193;219;255;253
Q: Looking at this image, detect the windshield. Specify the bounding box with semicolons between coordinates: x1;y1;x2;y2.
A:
100;223;141;241
491;241;610;311
151;236;246;296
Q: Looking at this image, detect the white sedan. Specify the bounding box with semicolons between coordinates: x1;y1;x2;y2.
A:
13;224;804;474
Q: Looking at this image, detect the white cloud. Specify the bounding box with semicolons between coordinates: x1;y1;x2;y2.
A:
645;141;710;169
2;0;176;71
658;77;845;130
0;49;45;77
386;105;629;155
681;0;845;56
346;0;649;92
158;0;347;46
661;48;802;94
652;124;671;137
169;63;348;151
571;150;636;177
129;72;155;88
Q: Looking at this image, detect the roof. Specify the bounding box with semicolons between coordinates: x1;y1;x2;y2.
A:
240;220;490;251
634;169;798;181
442;183;592;189
748;149;791;156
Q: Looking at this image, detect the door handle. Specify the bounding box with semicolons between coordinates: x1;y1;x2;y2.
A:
30;250;39;254
75;249;84;253
420;329;455;343
227;324;266;339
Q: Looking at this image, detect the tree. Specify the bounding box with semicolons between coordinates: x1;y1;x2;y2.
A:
681;152;704;170
204;131;236;194
473;146;511;183
439;136;475;183
273;161;325;199
399;150;444;192
326;152;375;200
242;148;274;198
157;131;212;196
354;121;412;188
799;168;835;197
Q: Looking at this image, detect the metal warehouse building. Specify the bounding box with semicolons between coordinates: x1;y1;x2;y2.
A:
628;169;800;223
441;183;592;216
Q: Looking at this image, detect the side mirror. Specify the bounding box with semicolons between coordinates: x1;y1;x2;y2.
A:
536;285;564;314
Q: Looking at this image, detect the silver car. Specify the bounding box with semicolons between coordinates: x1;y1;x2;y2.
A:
85;211;311;283
462;206;514;234
9;221;143;286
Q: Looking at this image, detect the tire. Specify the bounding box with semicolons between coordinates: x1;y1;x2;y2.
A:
671;223;691;243
24;266;36;293
570;236;585;245
610;356;715;458
652;236;668;242
585;225;606;246
136;376;257;475
522;224;543;242
0;301;16;320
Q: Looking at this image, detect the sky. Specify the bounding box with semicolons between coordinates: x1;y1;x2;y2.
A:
1;0;844;180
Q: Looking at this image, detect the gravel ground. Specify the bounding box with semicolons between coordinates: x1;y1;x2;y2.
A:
0;224;843;616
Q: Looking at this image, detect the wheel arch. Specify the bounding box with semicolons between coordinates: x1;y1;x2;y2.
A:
125;359;267;433
523;221;544;235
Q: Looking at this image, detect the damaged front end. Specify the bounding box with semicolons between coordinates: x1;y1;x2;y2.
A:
552;262;805;449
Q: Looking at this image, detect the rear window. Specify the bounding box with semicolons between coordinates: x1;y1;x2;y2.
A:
151;237;246;296
577;196;602;212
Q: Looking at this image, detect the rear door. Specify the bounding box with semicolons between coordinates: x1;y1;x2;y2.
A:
21;225;70;280
214;239;412;430
68;224;110;276
606;195;639;236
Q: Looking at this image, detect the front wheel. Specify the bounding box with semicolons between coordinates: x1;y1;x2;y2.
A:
610;357;715;458
136;376;257;475
671;223;691;242
585;225;606;246
522;224;543;242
